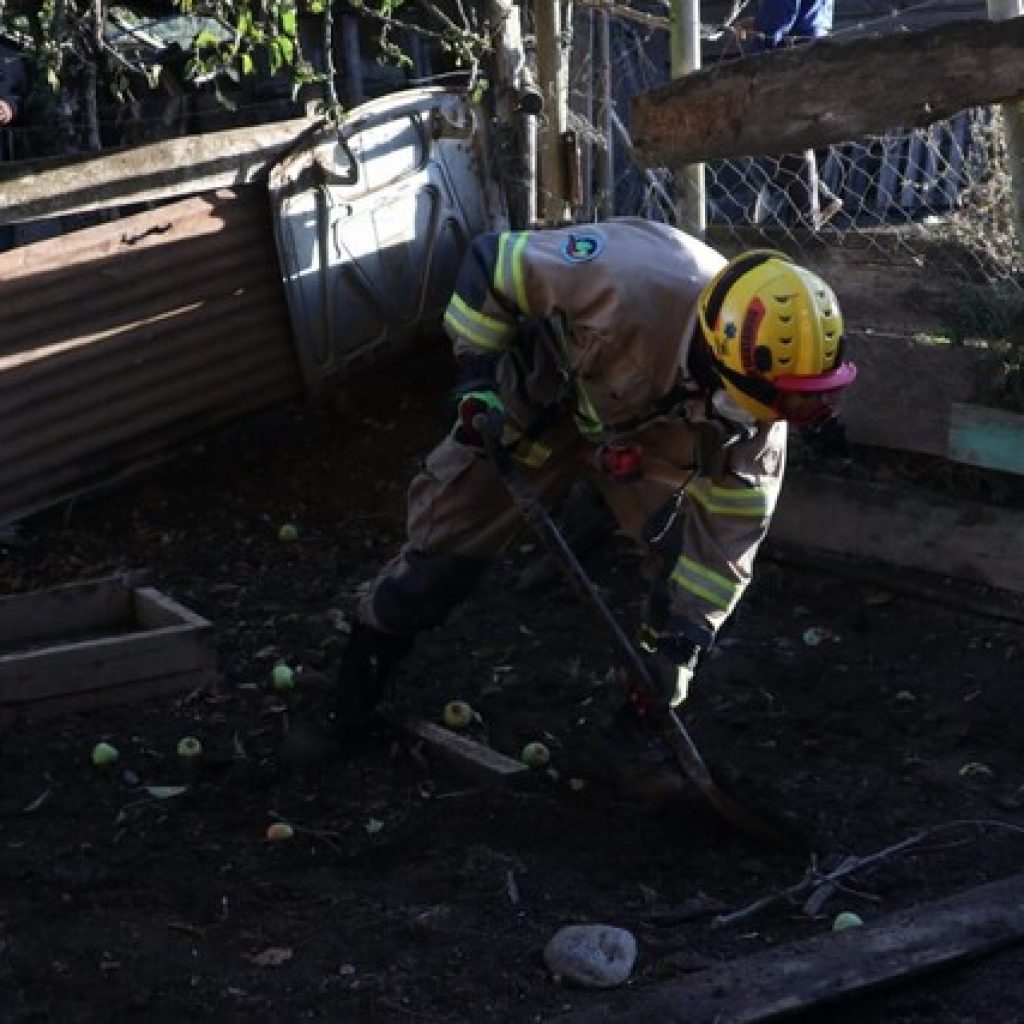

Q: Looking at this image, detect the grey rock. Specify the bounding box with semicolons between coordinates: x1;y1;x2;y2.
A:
543;923;637;988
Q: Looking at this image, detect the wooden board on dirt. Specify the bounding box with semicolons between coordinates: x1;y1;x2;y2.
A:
402;718;530;783
0;574;216;724
551;870;1024;1023
770;470;1024;595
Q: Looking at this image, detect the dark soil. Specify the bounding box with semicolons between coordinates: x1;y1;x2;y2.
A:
3;347;1024;1024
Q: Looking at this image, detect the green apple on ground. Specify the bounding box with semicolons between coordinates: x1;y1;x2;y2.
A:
177;736;203;759
442;700;474;729
521;741;551;768
91;741;120;767
277;523;299;542
832;911;864;932
272;664;296;691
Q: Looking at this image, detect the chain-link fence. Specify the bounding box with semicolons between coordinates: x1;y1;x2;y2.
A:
569;12;1024;380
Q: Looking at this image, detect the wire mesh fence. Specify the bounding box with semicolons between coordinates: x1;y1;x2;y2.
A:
569;12;1024;361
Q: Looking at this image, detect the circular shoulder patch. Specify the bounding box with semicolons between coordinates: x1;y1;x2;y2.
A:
561;231;604;264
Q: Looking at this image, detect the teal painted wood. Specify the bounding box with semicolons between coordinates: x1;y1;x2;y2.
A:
949;403;1024;476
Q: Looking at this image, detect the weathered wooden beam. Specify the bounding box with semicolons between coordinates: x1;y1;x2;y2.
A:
402;718;530;783
0;116;317;224
551;869;1024;1023
631;17;1024;164
770;469;1024;595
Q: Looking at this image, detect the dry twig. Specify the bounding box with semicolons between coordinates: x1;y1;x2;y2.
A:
715;819;1024;928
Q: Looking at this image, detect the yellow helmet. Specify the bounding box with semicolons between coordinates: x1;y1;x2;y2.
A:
697;251;857;425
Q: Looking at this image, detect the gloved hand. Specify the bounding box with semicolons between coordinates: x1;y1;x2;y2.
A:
636;626;703;710
641;649;698;708
452;389;507;451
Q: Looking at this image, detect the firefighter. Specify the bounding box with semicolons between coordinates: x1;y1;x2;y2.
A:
329;218;857;737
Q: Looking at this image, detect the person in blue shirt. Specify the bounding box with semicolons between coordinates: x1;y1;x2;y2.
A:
749;0;833;47
736;0;842;230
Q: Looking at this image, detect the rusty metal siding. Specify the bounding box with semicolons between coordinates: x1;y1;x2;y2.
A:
0;189;302;525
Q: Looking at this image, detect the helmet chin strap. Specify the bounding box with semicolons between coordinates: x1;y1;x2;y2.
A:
693;331;839;428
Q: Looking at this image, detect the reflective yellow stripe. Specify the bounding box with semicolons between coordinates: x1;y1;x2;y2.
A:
495;232;511;299
443;308;507;353
495;231;530;313
574;381;603;437
444;294;514;351
671;555;737;611
688;479;769;518
511;232;529;311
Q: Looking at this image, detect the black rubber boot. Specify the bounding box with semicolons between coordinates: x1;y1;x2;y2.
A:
327;621;413;742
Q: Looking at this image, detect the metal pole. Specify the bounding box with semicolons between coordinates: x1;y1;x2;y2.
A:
670;0;706;236
535;0;569;224
594;9;614;219
988;0;1024;253
569;6;594;221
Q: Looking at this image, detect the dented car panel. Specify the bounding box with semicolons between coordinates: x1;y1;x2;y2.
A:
269;87;507;396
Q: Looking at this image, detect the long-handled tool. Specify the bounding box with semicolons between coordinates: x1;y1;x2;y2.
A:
477;414;780;842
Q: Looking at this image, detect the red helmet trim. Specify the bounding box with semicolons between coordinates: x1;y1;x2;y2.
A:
773;361;858;393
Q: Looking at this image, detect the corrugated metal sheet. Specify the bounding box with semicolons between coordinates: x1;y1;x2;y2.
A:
0;189;301;525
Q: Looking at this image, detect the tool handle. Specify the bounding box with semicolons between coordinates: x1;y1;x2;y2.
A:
473;410;657;693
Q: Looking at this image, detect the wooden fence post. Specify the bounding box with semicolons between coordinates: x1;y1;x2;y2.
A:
535;0;570;224
988;0;1024;252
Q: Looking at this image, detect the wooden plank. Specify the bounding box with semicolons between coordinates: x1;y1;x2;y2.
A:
0;116;318;224
770;471;1024;595
0;625;214;703
550;870;1024;1023
766;539;1024;626
402;718;530;783
630;18;1024;164
0;572;147;651
840;335;977;457
134;586;211;631
949;402;1024;475
0;669;218;727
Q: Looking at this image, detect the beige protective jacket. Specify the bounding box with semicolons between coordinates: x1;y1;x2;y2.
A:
436;218;788;647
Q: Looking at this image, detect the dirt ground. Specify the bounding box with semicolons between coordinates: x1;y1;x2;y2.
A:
3;346;1024;1024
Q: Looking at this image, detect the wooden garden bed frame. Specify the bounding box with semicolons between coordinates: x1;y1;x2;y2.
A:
0;572;217;724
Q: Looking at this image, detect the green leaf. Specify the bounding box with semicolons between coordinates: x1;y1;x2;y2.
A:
193;29;222;50
276;36;295;65
279;6;297;37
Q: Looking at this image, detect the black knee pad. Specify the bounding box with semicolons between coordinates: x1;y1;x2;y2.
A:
372;550;487;634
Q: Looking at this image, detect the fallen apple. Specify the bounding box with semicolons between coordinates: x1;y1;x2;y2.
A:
442;700;474;729
521;741;551;768
272;664;296;691
832;911;864;932
266;821;295;842
177;736;203;759
91;741;120;767
277;523;299;542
